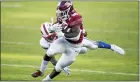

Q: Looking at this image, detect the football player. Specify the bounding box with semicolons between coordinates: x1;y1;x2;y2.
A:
31;21;88;77
41;1;88;81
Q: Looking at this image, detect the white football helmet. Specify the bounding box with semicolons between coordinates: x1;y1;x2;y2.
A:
40;18;64;38
40;22;52;36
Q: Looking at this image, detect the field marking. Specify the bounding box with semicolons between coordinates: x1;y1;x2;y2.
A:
1;26;138;34
86;29;138;34
2;64;138;76
1;41;34;46
1;41;138;52
1;3;22;8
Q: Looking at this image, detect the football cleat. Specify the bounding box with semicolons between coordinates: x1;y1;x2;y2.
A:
31;70;43;78
111;44;125;55
63;66;70;76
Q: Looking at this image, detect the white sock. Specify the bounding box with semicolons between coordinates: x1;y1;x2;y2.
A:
43;75;51;81
46;75;51;81
39;59;49;73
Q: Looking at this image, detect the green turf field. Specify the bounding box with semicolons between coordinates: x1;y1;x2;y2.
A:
1;1;139;81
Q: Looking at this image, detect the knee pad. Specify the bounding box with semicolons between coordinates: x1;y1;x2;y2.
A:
90;42;98;50
47;49;55;57
79;47;88;54
55;64;62;72
91;44;98;50
43;54;52;61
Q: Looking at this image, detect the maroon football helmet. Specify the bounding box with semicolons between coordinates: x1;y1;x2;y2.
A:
56;1;74;21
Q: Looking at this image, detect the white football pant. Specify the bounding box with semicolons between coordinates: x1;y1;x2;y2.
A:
40;37;88;54
82;37;98;50
46;37;82;72
40;37;98;72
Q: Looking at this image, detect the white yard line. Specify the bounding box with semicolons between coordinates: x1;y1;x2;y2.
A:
2;64;138;76
1;41;34;45
2;26;38;30
1;26;138;34
1;3;22;8
1;41;138;51
85;29;138;34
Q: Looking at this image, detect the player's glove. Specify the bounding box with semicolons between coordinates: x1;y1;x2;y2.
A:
82;29;87;37
84;31;87;37
49;23;62;32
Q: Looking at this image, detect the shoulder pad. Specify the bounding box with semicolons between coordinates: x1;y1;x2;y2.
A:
69;13;82;26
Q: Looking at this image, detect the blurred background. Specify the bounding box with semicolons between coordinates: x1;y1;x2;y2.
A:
1;1;139;81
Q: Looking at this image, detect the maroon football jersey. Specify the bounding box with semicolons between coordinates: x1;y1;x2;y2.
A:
65;12;84;44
